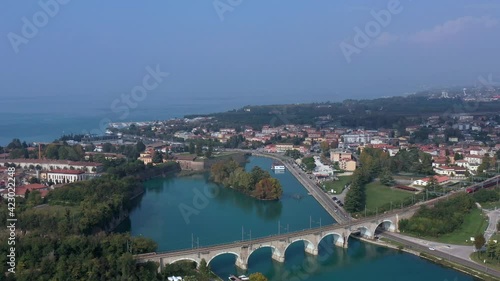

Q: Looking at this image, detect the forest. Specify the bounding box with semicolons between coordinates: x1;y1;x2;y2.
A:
185;97;500;130
210;159;283;200
0;162;183;280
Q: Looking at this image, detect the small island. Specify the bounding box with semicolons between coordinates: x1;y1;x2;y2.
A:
210;159;283;200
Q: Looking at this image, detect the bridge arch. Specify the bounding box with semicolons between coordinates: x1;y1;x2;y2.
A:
246;245;283;265
207;251;240;267
319;231;345;247
356;226;373;239
168;258;199;266
284;238;316;257
375;219;396;233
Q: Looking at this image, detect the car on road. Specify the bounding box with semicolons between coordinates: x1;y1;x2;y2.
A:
428;247;435;251
332;196;337;200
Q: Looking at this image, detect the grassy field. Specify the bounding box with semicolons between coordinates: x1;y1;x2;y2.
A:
405;208;489;246
365;181;414;210
322;176;352;194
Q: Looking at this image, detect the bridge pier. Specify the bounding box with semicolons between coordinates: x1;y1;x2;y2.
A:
235;257;248;270
272;252;285;263
304;246;318;256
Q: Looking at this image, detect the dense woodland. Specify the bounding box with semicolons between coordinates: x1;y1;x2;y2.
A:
186;97;500;131
0;162;184;281
210;160;283;200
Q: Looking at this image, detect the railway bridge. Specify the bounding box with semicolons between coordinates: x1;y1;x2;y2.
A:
135;208;417;271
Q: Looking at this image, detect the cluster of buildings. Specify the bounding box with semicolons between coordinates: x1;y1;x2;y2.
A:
0;159;104;199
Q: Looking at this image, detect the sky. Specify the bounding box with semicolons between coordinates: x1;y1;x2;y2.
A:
1;0;500;108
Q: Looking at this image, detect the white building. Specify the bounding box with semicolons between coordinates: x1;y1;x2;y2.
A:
47;169;85;184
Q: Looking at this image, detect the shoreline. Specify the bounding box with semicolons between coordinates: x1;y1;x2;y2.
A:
243;151;347;223
353;235;498;281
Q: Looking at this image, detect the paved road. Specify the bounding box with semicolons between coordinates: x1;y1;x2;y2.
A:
384;232;474;260
484;209;500;241
247;150;349;223
383;232;500;278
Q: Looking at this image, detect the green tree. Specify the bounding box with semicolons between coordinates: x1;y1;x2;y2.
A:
189;142;195;154
45;144;60;159
454;152;463;161
487;239;497;258
379;168;395;186
198;259;210;280
152;151;163;163
249;272;268;281
477;154;492;175
205;143;213;158
195;142;203;156
28;176;40;184
474;234;486;254
136;141;146;153
320;141;330;154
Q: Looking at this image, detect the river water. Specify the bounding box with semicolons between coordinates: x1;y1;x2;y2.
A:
119;156;477;281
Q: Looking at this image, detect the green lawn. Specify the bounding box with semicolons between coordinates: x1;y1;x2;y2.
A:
365;181;414;210
322;176;352;194
405;208;489;246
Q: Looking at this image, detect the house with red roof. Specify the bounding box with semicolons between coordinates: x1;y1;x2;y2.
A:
413;176;450;187
1;183;49;199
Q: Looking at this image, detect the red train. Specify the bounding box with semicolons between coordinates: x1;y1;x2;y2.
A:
465;176;500;193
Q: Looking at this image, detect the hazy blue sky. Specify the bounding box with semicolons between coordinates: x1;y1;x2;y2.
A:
1;0;500;106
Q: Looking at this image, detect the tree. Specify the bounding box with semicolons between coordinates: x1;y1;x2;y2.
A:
379;168;395;186
195;142;203;156
136;141;146;153
198;259;210;280
454;152;463;161
249;272;268;281
477;154;493;175
189;142;195;154
320;141;330;154
487;239;497;258
285;149;302;160
7;138;22;150
302;157;316;171
28;176;40;184
425;176;439;191
474;234;486;254
205;143;213;158
152;151;163;163
253;178;283;200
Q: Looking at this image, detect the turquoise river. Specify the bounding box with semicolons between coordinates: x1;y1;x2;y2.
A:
118;156;479;281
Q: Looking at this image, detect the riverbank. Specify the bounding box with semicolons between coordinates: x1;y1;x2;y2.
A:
242;150;346;223
355;235;499;281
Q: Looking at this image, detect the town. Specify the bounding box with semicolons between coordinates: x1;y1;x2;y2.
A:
2;95;500;280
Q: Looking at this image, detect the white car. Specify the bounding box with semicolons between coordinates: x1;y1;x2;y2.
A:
428;247;435;251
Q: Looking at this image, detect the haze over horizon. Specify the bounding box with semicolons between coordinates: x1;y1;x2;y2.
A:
1;0;500;109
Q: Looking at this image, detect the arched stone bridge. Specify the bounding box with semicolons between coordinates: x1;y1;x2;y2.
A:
135;208;417;271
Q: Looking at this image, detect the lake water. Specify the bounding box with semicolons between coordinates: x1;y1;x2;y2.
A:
119;156;476;281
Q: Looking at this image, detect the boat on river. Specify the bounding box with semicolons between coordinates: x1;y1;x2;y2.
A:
271;162;285;170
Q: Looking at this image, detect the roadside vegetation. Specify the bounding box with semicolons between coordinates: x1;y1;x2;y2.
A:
399;194;489;245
